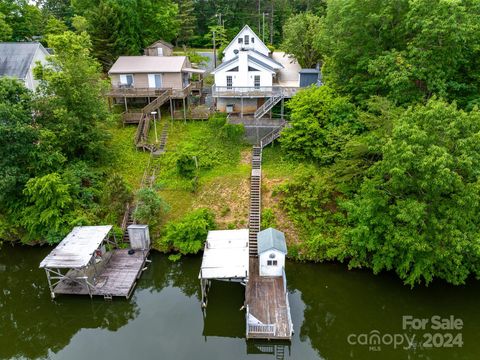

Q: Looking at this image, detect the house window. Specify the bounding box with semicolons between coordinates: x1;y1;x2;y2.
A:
226;75;233;89
148;74;162;88
254;75;260;89
248;66;259;72
244;35;249;45
267;260;278;266
120;74;133;87
238;38;243;44
251;37;254;43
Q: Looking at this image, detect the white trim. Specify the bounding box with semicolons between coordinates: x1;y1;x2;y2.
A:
222;25;270;57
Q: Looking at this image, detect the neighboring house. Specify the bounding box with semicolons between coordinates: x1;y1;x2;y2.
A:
144;40;174;57
0;42;49;91
257;228;287;277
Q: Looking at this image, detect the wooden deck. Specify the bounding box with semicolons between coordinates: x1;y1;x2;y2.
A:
53;249;148;299
245;259;291;340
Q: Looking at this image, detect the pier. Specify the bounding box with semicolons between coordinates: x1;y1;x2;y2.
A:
40;225;150;300
199;123;293;341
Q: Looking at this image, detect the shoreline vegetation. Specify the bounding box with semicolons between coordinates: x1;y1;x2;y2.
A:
1;0;480;288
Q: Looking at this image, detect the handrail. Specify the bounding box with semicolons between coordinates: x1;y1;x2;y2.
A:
212;85;299;97
283;267;294;336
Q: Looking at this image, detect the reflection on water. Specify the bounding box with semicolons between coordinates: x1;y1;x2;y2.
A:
0;246;479;360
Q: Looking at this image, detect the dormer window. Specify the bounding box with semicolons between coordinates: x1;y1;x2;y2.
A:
244;35;249;45
238;38;243;44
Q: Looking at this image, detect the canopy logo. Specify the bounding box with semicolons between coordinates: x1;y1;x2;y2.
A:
347;315;463;352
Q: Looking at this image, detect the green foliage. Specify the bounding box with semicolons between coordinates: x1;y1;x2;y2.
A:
280;86;361;164
34;31;111;162
174;0;196;45
176;154;197;179
320;0;480;107
261;208;277;230
281;12;323;68
158;208;216;257
344;99;480;285
133;188;169;227
100;173;133;222
208;113;244;141
22;173;73;244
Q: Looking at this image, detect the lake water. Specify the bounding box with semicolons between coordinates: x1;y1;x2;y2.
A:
0;246;479;360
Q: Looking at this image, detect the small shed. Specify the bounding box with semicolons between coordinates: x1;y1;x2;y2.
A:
257;228;287;277
144;40;174;57
127;224;150;250
299;69;322;88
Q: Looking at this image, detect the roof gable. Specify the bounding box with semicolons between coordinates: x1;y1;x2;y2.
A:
257;228;287;254
0;42;48;80
211;56;239;74
223;25;270;57
146;39;174;50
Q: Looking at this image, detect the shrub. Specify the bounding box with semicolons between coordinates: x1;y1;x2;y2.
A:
261;208;277;229
159;208;216;257
133;188;169;227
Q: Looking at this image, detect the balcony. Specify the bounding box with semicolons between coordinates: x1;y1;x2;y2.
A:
107;84;192;98
212;85;299;98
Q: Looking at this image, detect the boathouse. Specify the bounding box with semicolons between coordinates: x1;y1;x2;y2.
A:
257;228;287;277
40;225;150;300
199;229;249;307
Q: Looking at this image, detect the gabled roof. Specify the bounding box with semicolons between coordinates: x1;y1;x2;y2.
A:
248;55;276;73
250;49;283;69
223;25;270;56
146;39;174;50
109;56;187;74
40;226;113;269
257;228;287;255
0;42;48;80
210;56;239;74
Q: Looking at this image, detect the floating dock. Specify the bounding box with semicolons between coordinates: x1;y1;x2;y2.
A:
40;225;149;300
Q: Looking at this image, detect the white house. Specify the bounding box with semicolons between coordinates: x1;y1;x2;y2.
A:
0;42;49;91
257;228;287;277
212;25;301;117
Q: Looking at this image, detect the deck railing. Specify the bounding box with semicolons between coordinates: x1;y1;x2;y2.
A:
283;267;294;337
212;85;299;98
246;305;277;338
108;84;192;98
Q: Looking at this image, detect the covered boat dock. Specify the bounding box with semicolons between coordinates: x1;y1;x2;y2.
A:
40;225;150;300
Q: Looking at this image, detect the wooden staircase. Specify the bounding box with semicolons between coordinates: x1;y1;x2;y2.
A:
249;145;262;256
121;204;135;246
254;93;284;120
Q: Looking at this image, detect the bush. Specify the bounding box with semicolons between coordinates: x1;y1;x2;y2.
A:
176;153;197;179
158;208;216;257
133;188;169;227
261;208;277;229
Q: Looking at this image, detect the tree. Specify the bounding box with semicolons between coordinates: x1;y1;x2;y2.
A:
174;0;196;45
21;173;73;244
280;86;361;164
133;188;169;227
281;12;323;68
0;13;12;41
0;0;45;41
344;99;480;286
34;31;110;162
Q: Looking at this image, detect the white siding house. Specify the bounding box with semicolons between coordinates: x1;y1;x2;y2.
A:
211;25;304;117
257;228;287;277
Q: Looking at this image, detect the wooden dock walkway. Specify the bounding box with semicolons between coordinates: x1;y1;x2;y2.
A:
245;123;293;340
53;249;148;299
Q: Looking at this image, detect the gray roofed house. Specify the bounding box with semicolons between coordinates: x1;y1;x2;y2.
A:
257;228;287;255
0;42;49;91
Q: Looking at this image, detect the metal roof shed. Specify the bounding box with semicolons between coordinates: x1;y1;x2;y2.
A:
257;228;287;255
199;229;249;307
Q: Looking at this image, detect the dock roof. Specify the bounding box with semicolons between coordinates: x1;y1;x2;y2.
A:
199;229;249;280
39;226;113;269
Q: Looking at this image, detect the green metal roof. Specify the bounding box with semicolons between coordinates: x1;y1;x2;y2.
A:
257;228;287;255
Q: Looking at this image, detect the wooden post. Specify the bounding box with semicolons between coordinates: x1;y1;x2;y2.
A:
170;98;174;120
45;268;55;299
281;97;284;120
124;96;128;112
241;96;244;119
183;97;186;123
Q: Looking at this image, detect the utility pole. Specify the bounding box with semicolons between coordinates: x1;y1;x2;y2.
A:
213;30;217;68
258;0;261;33
270;2;274;45
262;12;266;43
